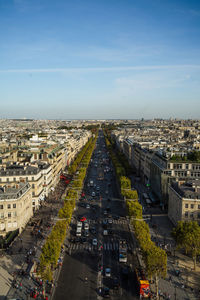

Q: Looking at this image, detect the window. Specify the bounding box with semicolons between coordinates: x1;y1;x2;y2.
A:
32;192;35;196
32;184;35;188
191;204;194;209
32;176;34;180
0;213;4;219
0;205;3;209
13;177;16;182
185;204;188;208
190;213;194;219
198;213;200;219
185;164;188;169
8;212;11;218
7;204;11;209
7;178;9;182
198;205;200;209
13;211;17;217
185;212;188;217
13;204;16;209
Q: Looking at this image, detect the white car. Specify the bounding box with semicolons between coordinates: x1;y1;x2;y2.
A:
105;268;111;277
86;204;90;209
92;238;98;246
84;223;89;230
92;192;96;197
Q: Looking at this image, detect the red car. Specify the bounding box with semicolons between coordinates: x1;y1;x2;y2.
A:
80;217;87;222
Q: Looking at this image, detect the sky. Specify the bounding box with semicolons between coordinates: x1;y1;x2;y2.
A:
0;0;200;119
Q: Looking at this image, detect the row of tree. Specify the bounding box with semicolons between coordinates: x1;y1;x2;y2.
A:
103;129;167;298
38;133;98;280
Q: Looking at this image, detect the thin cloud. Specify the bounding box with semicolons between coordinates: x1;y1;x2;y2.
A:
1;65;200;74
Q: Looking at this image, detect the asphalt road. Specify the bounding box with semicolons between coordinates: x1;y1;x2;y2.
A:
53;131;139;300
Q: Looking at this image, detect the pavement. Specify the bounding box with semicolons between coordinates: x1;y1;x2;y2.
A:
132;177;200;300
0;181;67;300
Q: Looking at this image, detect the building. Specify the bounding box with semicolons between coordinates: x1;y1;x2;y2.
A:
0;163;45;210
0;182;32;237
168;179;200;226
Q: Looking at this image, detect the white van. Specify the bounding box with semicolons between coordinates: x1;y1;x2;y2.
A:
76;227;82;237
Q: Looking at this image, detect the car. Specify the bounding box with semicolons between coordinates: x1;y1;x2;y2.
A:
84;223;89;230
84;229;89;237
96;186;100;191
103;287;110;298
74;237;81;243
103;230;108;236
121;265;130;278
92;238;98;246
80;217;87;222
92;192;96;197
80;203;85;207
81;237;87;243
103;210;108;215
108;219;113;224
86;204;90;209
102;219;108;225
106;206;111;212
113;215;120;220
113;277;120;290
105;268;111;277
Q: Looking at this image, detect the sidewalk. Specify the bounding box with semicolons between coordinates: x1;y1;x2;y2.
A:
130;175;200;299
0;181;67;299
148;214;200;300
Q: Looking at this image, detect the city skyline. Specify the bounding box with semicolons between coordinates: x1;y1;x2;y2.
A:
1;0;200;119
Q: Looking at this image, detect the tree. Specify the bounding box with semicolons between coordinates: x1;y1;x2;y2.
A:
172;221;200;270
145;245;167;299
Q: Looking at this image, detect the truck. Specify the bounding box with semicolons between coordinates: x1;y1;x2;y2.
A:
119;239;127;263
135;268;151;298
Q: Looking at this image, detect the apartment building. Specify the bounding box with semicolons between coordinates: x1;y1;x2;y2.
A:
0;182;32;237
0;163;45;210
168;180;200;226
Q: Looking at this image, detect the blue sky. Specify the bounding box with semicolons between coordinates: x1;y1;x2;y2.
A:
0;0;200;119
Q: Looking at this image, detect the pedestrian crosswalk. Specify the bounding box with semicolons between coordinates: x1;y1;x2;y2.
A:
71;218;127;225
67;241;132;252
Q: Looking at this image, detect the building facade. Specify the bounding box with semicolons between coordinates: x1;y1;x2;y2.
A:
0;182;32;237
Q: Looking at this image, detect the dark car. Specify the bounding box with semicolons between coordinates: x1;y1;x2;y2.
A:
81;237;87;243
113;277;120;290
121;265;130;278
103;287;110;298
